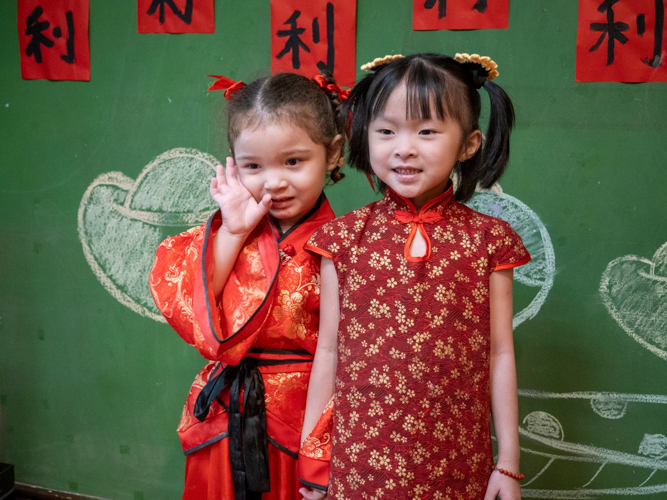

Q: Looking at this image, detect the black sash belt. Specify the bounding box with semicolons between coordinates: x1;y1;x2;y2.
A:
193;355;312;500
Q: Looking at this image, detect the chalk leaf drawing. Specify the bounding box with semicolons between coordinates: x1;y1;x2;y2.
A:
78;148;220;322
465;185;556;330
600;242;667;361
516;389;667;497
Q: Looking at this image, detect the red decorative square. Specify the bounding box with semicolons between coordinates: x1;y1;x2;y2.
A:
576;0;667;82
137;0;214;34
271;0;357;87
18;0;90;81
413;0;509;30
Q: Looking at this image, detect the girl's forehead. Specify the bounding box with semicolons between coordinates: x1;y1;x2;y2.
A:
373;84;447;122
234;119;326;156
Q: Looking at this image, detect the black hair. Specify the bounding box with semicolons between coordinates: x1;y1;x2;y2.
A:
342;53;515;201
227;71;345;183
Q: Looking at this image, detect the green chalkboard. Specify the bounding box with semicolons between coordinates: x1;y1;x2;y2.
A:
2;1;667;499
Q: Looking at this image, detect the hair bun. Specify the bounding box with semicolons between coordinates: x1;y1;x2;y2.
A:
454;53;499;89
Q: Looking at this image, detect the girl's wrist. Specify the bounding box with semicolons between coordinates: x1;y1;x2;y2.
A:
217;225;252;242
491;464;524;481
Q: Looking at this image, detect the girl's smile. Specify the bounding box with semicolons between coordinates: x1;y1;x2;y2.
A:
270;196;295;209
393;166;422;179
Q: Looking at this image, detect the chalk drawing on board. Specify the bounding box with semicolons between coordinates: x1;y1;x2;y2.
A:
465;184;556;330
78;148;220;322
514;389;667;497
599;242;667;361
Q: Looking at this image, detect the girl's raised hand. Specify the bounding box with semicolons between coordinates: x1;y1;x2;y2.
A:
209;157;272;239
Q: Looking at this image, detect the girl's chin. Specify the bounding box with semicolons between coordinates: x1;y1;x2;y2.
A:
386;184;422;199
269;210;304;231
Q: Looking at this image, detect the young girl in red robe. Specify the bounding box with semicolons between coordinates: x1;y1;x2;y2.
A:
149;71;348;500
300;53;530;500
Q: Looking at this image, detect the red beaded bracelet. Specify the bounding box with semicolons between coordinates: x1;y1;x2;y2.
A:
491;464;524;481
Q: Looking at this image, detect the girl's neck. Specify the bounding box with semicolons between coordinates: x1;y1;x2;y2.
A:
409;177;452;211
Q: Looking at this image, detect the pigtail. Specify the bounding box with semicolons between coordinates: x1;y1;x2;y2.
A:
477;79;515;189
342;73;382;191
451;55;515;202
318;69;347;183
319;70;343;120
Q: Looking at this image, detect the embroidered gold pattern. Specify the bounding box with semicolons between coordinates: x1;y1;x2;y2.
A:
307;188;530;499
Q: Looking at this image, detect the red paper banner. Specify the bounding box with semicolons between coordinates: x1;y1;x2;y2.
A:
18;0;90;81
271;0;357;87
576;0;666;82
137;0;214;33
413;0;509;30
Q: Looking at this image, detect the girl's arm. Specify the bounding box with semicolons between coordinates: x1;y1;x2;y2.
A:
485;268;521;500
298;257;338;500
209;157;272;298
301;256;339;442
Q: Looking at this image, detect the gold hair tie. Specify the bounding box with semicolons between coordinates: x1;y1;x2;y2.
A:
360;54;404;72
454;53;499;81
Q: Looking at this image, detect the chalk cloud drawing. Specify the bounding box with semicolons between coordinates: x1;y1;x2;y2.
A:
465;184;556;330
599;242;667;361
80;168;554;324
514;389;667;498
78;148;220;322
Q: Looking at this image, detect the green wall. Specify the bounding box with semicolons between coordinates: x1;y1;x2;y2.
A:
1;1;666;499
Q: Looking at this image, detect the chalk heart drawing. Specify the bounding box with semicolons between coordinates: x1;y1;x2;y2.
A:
80;165;554;325
465;185;556;330
78;148;220;322
600;241;667;361
516;390;667;497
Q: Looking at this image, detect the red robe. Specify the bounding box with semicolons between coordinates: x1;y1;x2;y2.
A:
150;195;335;500
300;185;530;499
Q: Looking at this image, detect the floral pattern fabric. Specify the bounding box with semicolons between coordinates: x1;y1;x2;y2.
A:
149;198;335;500
304;185;530;500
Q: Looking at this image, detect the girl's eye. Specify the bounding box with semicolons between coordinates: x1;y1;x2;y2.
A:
243;163;261;170
378;129;393;135
419;129;436;135
286;158;300;166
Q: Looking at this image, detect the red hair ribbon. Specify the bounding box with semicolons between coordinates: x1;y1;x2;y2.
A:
206;75;246;101
393;210;443;225
311;75;351;102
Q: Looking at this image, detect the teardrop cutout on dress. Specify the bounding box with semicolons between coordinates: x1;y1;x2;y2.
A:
409;227;428;258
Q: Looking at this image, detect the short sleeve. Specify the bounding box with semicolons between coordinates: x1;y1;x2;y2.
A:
486;219;531;272
304;220;341;260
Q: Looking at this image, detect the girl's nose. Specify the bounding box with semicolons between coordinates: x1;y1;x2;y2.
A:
264;175;289;192
394;134;417;159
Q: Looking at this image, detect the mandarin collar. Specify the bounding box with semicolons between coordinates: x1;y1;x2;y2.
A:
385;180;454;216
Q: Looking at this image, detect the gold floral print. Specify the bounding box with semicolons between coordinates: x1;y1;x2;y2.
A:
304;188;530;499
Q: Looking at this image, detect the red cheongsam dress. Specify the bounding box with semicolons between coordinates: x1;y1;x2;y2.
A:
150;194;335;500
300;184;530;499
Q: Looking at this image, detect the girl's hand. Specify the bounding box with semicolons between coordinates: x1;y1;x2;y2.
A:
299;487;327;500
484;469;521;500
209;157;272;239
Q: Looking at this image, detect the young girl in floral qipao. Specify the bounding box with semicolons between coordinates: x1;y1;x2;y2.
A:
299;53;530;500
150;71;349;500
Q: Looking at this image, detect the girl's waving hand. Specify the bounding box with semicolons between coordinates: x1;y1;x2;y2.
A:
209;156;272;239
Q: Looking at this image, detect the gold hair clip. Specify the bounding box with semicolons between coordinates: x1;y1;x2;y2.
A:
360;54;404;72
454;53;499;80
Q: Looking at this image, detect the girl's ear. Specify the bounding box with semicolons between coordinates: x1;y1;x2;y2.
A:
326;134;344;171
458;130;483;162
